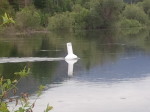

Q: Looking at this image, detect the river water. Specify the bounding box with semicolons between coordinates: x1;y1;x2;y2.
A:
1;29;150;112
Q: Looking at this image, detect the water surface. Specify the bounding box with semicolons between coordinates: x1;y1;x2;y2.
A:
1;29;150;112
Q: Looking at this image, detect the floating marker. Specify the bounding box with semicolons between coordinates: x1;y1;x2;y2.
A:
65;42;78;60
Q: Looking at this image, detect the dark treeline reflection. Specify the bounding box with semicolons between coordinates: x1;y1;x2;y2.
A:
0;28;150;92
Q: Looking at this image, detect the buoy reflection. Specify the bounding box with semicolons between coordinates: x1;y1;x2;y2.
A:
65;59;78;77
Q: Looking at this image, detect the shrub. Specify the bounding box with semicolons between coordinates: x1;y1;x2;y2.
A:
123;5;149;24
119;18;142;28
48;12;73;31
0;68;53;112
71;4;90;29
15;6;41;30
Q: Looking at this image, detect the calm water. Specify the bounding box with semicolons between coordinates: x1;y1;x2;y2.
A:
1;29;150;112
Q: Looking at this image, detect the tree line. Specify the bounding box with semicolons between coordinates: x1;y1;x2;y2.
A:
0;0;150;31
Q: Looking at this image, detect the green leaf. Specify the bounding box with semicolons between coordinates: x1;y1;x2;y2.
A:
44;104;53;112
7;79;11;85
14;67;30;77
0;102;9;112
1;13;15;26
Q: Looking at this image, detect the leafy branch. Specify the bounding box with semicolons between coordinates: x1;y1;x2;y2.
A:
0;67;53;112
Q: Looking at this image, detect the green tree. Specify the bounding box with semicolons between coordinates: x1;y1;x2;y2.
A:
119;18;142;28
71;4;90;29
15;6;41;30
8;0;19;11
33;0;47;9
86;0;124;29
8;0;32;11
123;4;149;24
34;0;73;14
139;0;150;17
73;0;90;7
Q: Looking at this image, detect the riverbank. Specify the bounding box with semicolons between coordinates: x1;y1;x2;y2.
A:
1;0;150;33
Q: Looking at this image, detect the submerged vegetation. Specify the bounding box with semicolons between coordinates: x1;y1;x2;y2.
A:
0;0;150;32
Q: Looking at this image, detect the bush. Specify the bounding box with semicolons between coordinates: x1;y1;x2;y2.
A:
48;12;73;31
15;6;41;30
47;5;90;31
119;18;142;28
123;5;149;24
71;4;90;29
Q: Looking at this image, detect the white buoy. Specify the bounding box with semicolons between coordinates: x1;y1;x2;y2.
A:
65;42;78;60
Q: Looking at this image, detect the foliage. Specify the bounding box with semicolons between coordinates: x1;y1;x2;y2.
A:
119;18;142;28
33;0;47;9
39;11;49;27
0;77;17;101
0;13;15;32
86;0;124;29
71;4;90;29
1;0;150;30
8;0;20;11
122;4;149;24
19;0;90;14
138;0;150;17
44;104;53;112
0;0;14;24
40;0;150;30
15;6;41;30
48;12;73;31
121;27;143;35
1;13;15;26
14;67;30;77
0;68;52;112
34;0;73;14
